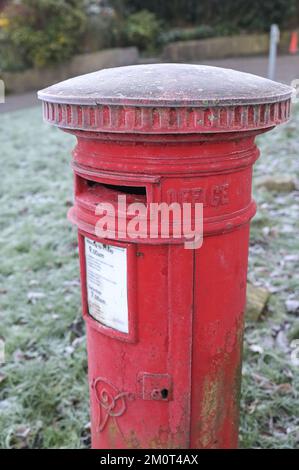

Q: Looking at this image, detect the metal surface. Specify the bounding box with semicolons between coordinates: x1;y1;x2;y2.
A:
38;63;291;106
38;64;292;134
38;64;292;449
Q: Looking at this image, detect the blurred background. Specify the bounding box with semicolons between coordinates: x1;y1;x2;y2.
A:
0;0;299;449
1;0;299;105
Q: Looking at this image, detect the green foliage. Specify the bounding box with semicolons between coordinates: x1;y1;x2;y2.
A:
112;0;297;32
82;13;125;52
0;34;25;72
123;9;161;51
2;0;86;69
160;25;215;45
216;0;298;32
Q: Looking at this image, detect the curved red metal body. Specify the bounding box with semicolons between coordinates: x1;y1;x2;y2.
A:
38;64;292;449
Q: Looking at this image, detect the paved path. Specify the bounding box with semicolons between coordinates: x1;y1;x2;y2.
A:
1;55;298;113
201;55;298;84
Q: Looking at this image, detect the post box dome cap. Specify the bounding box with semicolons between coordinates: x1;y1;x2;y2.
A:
38;63;292;107
38;64;293;134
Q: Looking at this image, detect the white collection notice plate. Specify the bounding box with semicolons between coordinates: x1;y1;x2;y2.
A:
85;238;129;333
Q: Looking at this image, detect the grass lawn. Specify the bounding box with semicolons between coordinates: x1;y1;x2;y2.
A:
0;105;298;449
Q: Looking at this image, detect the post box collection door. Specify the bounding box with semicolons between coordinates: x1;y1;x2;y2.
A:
38;64;292;449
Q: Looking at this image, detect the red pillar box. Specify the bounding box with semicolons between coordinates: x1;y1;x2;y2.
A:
38;64;292;449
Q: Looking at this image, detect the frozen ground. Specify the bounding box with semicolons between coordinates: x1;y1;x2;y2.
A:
0;105;298;448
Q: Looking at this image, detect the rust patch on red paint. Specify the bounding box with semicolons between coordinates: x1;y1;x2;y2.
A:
124;430;141;449
106;418;119;448
148;427;186;449
196;370;226;448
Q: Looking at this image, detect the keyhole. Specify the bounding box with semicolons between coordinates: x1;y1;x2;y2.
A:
151;388;169;400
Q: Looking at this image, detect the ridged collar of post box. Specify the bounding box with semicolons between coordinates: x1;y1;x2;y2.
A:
38;63;293;134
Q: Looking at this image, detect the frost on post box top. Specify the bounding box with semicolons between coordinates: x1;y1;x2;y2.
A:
38;63;292;106
38;63;293;133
